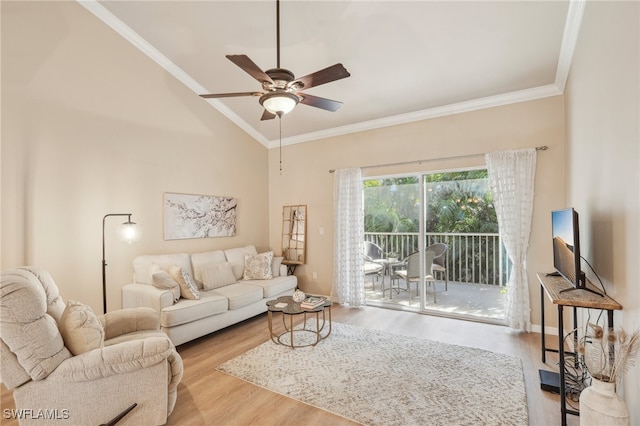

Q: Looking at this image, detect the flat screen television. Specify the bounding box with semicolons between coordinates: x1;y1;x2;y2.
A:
551;208;601;296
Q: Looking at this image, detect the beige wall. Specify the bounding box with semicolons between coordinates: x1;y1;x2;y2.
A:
269;96;566;328
565;1;639;419
1;2;271;312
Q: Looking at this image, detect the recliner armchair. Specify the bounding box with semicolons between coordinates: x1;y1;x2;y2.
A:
0;267;183;425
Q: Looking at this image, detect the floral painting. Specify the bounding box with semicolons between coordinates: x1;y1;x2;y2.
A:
164;192;237;240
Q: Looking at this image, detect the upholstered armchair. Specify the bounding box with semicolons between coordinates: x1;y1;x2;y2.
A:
0;267;183;425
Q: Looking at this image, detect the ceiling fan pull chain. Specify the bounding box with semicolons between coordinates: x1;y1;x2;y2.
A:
279;115;283;174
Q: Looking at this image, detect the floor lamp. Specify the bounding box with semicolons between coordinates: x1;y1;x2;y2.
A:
102;213;139;314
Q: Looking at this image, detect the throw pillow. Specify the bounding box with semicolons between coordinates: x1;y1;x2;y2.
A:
59;300;105;356
152;271;181;302
243;251;274;280
224;246;258;280
271;256;283;278
169;265;200;300
201;262;237;291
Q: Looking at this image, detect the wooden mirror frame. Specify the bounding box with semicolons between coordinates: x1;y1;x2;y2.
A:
282;205;306;266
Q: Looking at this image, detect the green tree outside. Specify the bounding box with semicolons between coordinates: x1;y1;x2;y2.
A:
364;171;498;234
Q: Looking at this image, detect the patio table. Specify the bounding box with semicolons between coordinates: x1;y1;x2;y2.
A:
378;258;405;298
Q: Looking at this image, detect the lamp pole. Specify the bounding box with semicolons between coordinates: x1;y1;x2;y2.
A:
102;213;136;314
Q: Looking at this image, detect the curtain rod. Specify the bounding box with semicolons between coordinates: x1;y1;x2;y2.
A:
328;145;548;173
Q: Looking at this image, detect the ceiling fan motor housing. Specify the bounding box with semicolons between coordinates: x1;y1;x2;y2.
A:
265;68;296;90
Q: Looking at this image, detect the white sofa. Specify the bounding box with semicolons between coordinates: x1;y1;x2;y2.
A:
122;245;297;345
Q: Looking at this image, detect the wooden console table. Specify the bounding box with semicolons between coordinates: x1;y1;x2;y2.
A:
537;272;622;426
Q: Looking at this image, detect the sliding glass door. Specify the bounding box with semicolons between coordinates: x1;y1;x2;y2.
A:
364;169;506;323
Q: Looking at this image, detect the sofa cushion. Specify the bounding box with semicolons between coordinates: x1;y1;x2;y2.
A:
169;266;200;300
224;245;257;280
244;275;297;298
151;271;181;303
133;254;192;285
213;283;263;310
243;251;274;280
201;262;237;290
159;292;228;328
59;300;105;356
190;250;226;288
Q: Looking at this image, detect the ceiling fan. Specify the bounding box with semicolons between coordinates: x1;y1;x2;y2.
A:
199;0;350;120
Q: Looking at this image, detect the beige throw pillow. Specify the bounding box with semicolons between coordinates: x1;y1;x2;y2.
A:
169;265;200;300
243;251;274;280
272;256;283;278
59;300;105;356
201;262;237;290
152;271;181;302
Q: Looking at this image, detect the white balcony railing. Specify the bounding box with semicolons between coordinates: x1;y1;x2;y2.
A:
365;232;511;287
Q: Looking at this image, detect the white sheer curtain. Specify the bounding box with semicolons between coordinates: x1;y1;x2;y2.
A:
486;149;537;332
332;168;366;306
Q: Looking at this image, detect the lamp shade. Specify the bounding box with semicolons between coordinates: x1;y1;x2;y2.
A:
119;220;139;244
260;92;299;115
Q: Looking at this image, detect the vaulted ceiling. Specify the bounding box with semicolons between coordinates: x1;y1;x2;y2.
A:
82;1;580;147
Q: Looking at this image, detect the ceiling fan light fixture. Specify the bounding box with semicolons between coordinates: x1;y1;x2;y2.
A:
260;92;299;115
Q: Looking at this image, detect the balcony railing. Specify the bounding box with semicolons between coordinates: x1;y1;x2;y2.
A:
365;232;512;287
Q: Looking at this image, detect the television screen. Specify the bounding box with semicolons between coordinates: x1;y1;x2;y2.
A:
551;208;584;288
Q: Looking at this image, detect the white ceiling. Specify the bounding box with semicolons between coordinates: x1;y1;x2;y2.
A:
81;1;581;148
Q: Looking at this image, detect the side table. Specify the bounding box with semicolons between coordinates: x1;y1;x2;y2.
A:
266;295;332;348
281;260;302;275
537;272;622;426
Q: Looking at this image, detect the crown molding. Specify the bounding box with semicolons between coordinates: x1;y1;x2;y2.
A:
78;0;271;147
555;0;586;92
270;84;562;148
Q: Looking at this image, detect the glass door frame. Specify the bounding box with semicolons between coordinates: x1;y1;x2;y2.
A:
363;166;503;322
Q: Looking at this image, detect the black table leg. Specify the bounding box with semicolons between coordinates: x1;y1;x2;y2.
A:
558;304;567;426
541;284;546;362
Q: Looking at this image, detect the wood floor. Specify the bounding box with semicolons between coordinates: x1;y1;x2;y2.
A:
1;305;578;425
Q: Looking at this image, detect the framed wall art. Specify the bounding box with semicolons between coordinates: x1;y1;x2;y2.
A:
164;192;237;240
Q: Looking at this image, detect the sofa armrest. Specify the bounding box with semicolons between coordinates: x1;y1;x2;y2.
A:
48;336;179;382
98;307;159;340
122;283;175;313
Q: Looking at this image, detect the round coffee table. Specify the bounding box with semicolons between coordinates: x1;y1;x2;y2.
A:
266;295;332;348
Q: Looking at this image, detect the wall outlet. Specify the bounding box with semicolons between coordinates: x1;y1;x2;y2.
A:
312;272;318;279
319;227;324;235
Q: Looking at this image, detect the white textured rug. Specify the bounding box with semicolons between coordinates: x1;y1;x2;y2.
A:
217;321;528;426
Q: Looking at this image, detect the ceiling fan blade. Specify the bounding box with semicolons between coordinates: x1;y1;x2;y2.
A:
291;63;350;90
200;92;262;99
226;54;274;86
261;110;277;121
298;93;343;112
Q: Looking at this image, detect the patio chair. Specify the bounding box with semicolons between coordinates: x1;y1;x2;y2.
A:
364;241;385;289
364;260;384;289
364;241;385;262
393;250;437;303
426;242;448;291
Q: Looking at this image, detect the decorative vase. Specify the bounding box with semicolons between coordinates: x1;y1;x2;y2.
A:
580;377;630;426
292;289;305;303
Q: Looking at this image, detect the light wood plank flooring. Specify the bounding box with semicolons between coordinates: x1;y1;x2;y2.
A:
1;305;577;425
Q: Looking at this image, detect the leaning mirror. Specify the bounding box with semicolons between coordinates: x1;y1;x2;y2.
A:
282;205;306;268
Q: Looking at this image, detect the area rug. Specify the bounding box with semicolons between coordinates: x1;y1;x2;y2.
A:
217;321;528;426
